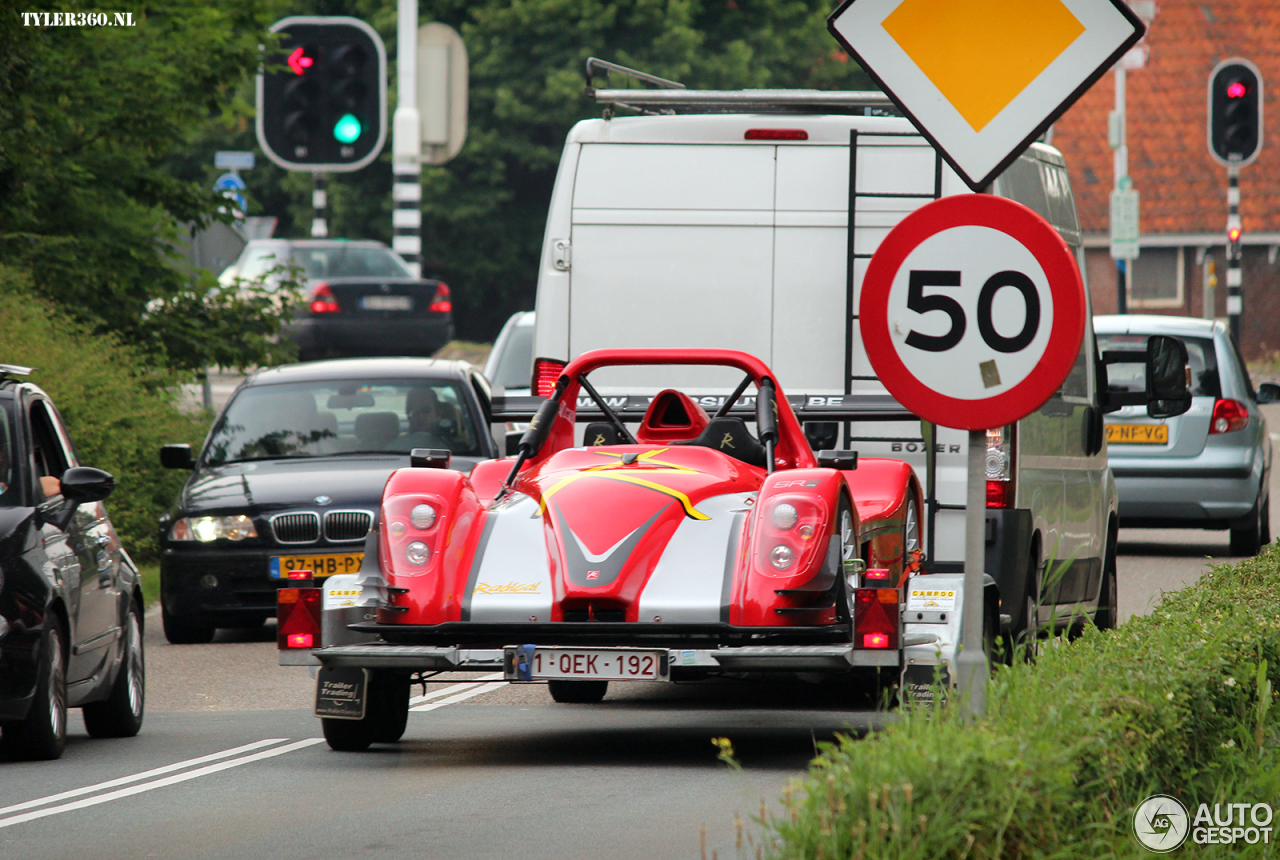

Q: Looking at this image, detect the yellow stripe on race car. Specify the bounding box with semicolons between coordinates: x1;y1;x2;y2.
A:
539;470;710;520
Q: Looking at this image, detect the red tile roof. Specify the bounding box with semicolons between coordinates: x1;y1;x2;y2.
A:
1051;0;1280;235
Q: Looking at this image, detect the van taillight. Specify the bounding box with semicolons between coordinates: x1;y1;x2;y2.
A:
745;129;808;140
310;282;340;314
985;424;1015;509
428;282;452;314
853;588;898;649
533;358;566;398
277;587;322;650
1210;399;1249;434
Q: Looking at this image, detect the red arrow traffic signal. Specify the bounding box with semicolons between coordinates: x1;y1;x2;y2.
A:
287;47;315;75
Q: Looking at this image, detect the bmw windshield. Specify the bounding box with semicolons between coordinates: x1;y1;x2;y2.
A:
202;379;481;466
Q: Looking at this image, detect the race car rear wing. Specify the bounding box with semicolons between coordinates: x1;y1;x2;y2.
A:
488;393;914;423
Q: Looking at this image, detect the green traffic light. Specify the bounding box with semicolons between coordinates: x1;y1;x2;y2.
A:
333;114;362;144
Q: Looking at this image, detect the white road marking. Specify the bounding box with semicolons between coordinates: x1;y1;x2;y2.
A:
408;672;507;708
0;738;286;816
412;680;509;712
0;738;323;829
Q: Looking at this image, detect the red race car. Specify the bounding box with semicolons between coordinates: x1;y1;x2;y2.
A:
282;349;925;750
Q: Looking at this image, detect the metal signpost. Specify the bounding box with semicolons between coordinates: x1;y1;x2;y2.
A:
828;0;1143;714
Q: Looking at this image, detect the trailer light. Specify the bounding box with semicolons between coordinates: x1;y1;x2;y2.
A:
410;503;437;529
277;587;321;650
862;632;890;649
769;544;795;569
853;587;898;649
287;632;313;648
771;503;799;529
864;568;891;582
405;541;430;565
287;569;313;580
744;128;808;140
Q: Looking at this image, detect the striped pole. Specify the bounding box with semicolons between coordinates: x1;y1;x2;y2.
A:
393;163;422;278
311;173;327;238
1226;166;1241;340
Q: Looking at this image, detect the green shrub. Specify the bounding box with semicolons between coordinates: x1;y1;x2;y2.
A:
766;547;1280;859
0;265;209;562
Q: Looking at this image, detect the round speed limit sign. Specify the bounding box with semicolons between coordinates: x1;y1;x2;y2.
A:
859;195;1086;430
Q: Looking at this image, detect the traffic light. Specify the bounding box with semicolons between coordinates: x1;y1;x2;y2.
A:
1208;59;1263;166
257;17;387;172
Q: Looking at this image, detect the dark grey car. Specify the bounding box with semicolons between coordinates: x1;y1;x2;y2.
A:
1095;314;1280;555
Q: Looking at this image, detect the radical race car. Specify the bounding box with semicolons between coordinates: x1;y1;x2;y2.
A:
281;349;939;751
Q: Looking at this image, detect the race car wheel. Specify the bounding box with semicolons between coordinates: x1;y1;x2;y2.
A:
162;605;215;645
835;500;858;623
83;600;145;738
372;672;411;744
1;614;67;760
548;680;608;704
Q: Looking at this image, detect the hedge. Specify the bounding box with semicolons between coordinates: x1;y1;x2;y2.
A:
0;265;208;562
765;545;1280;859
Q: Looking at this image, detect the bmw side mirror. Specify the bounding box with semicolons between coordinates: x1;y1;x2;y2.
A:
1145;335;1191;419
1257;383;1280;405
60;467;115;503
160;443;195;470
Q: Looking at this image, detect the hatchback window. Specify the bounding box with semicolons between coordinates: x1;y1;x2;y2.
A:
290;246;411;279
203;379;480;465
237;247;288;282
1098;334;1220;397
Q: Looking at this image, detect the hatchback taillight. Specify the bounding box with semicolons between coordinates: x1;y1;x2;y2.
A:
533;358;566;398
310;282;340;314
428;282;452;314
1210;399;1249;434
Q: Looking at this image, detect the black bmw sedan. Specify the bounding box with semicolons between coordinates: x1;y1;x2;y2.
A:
158;358;498;644
0;365;145;760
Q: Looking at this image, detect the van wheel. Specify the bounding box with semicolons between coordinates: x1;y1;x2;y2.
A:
1230;495;1266;557
1094;536;1119;631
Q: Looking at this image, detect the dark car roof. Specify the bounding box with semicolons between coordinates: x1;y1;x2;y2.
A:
243;357;477;387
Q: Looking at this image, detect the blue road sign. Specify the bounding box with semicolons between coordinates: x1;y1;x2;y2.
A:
214;173;248;213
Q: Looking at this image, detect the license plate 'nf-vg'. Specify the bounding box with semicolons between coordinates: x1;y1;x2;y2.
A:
504;647;669;682
1105;423;1169;445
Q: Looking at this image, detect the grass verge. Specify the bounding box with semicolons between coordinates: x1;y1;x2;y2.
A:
764;546;1280;858
138;562;160;609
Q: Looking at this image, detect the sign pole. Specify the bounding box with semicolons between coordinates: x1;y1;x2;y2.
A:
956;427;988;716
392;0;423;277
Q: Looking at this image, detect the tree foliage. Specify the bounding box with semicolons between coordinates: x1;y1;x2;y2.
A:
0;2;299;372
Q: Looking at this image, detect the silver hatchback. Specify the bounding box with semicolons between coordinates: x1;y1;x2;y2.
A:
1094;315;1280;555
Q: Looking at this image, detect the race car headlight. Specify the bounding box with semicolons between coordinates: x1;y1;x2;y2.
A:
769;544;795;570
169;515;257;542
409;504;437;530
771;503;799;530
404;541;430;566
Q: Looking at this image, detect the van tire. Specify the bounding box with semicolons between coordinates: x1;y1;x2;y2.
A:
1094;530;1119;631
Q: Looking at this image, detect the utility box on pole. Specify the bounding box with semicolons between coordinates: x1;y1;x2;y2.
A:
417;23;468;166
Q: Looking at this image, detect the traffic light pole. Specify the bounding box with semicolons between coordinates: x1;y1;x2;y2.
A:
312;174;327;238
392;0;423;278
1226;166;1241;341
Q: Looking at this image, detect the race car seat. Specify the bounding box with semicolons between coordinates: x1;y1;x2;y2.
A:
682;417;768;468
584;423;622;446
636;390;710;444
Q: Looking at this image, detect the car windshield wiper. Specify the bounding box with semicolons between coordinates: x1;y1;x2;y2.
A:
213;454;316;466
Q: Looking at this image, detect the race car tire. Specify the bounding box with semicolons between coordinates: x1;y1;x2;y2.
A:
548;680;608;704
372;672;411;743
162;605;216;645
1;614;67;760
83;600;145;738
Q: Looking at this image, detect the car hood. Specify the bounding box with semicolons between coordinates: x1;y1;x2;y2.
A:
182;455;481;514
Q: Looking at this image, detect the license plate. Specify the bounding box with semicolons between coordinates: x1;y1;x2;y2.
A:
270;552;363;579
506;647;667;681
360;295;412;311
1106;423;1168;444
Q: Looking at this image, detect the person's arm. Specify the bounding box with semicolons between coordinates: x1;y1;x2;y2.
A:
39;475;61;498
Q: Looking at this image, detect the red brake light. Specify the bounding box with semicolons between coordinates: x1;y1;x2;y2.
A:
864;568;892;582
288;569;313;581
863;632;890;649
986;480;1014;508
744;129;809;140
533;358;566;398
277;587;322;649
310;282;340;314
1210;399;1249;434
428;282;452;314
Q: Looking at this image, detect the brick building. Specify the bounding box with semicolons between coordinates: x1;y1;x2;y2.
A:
1050;0;1280;359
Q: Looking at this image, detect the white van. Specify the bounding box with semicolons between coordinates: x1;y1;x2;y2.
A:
531;86;1119;642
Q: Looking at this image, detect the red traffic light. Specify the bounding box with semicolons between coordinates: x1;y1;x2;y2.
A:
1227;82;1247;99
1228;227;1242;243
287;47;315;75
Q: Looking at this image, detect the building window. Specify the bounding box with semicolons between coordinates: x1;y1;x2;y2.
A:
1128;247;1184;308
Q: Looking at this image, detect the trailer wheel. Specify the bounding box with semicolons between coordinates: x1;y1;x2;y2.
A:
373;672;411;743
322;671;407;751
548;680;608;703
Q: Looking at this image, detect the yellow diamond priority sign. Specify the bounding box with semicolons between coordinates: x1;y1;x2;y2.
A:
829;0;1143;190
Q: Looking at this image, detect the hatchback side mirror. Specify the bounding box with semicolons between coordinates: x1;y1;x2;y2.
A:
61;467;115;503
1257;382;1280;405
160;443;195;470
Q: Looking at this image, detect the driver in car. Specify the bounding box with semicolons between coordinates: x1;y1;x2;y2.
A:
396;386;450;450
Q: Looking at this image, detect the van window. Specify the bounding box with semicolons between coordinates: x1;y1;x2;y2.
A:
1040;162;1078;234
1098;334;1220;397
996;157;1049;221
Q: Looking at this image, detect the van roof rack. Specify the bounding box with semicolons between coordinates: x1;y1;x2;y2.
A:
0;364;33;381
583;57;894;116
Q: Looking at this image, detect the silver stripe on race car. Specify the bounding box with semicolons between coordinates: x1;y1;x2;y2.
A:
468;493;554;622
637;493;754;624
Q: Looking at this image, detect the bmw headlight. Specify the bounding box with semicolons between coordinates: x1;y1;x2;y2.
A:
169;515;257;542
